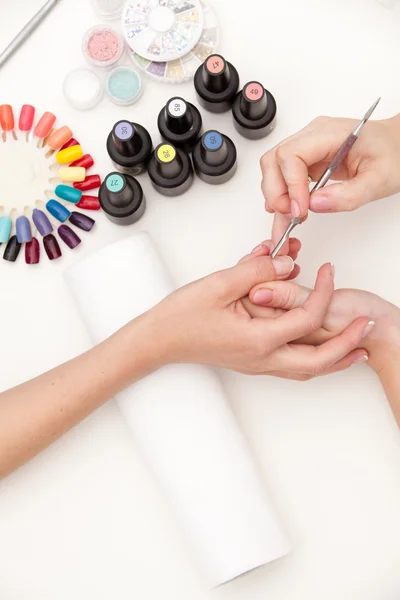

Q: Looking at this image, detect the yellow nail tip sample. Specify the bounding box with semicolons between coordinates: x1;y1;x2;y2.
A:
55;145;83;165
58;167;86;182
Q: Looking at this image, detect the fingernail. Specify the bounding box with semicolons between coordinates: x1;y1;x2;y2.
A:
330;262;335;278
362;321;375;339
310;195;332;212
265;199;269;211
253;288;274;305
291;199;300;218
272;256;294;276
252;243;263;253
353;354;369;364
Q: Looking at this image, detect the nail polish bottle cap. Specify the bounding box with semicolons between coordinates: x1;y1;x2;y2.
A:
240;82;268;120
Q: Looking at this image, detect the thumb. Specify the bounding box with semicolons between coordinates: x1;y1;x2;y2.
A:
220;255;295;303
310;171;381;213
249;280;312;309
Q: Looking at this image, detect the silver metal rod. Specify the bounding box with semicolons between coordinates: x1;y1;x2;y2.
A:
0;0;62;68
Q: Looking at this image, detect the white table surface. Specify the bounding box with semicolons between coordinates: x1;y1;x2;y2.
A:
1;0;400;598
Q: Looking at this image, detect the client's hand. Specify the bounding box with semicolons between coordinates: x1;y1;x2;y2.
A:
147;248;370;377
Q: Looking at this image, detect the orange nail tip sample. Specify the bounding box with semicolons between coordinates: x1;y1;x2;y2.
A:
46;125;72;150
55;144;83;165
34;111;56;138
0;104;15;131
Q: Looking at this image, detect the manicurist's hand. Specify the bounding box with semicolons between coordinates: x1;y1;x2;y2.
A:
260;114;400;249
248;272;400;424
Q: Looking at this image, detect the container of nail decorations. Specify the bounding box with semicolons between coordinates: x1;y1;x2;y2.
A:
63;69;104;110
106;66;142;105
0;103;101;266
128;1;219;83
83;24;125;68
122;0;204;63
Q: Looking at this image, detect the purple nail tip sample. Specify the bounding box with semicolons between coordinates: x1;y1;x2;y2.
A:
32;209;53;236
16;216;32;243
43;234;62;260
69;211;95;232
58;224;81;249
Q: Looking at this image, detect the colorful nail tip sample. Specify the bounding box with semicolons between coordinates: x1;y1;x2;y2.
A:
58;224;81;249
34;112;56;139
69;212;95;231
71;154;94;169
73;174;101;191
46;200;71;223
77;195;101;210
25;238;40;264
0;104;15;131
58;167;86;182
16;216;32;243
3;235;21;262
55;185;82;204
0;103;101;269
56;145;83;165
19;105;35;132
43;234;62;260
0;216;12;243
60;138;80;151
46;126;73;150
32;209;53;236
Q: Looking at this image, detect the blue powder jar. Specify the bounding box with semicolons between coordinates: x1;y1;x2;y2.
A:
106;66;143;106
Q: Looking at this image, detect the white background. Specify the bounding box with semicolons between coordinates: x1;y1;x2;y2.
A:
1;0;400;598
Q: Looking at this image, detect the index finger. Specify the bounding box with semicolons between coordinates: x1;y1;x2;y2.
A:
264;262;334;346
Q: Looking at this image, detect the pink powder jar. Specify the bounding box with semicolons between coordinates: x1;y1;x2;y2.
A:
83;25;124;68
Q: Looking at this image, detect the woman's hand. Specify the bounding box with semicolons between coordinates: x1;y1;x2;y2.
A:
248;272;400;423
146;250;370;378
260;114;400;249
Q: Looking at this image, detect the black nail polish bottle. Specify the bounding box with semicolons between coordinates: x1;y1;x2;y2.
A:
194;54;239;113
107;120;152;175
157;97;202;152
192;130;237;184
148;143;193;197
99;172;146;225
232;81;277;139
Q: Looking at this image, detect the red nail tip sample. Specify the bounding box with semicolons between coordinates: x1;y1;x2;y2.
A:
73;174;101;191
25;238;40;264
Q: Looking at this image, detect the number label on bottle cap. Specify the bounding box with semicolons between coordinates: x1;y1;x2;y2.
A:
157;144;176;163
203;131;223;151
206;55;225;74
168;98;187;117
106;173;125;192
244;82;264;101
115;121;133;140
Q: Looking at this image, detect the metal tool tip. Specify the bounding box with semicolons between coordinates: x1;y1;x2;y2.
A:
363;97;381;121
